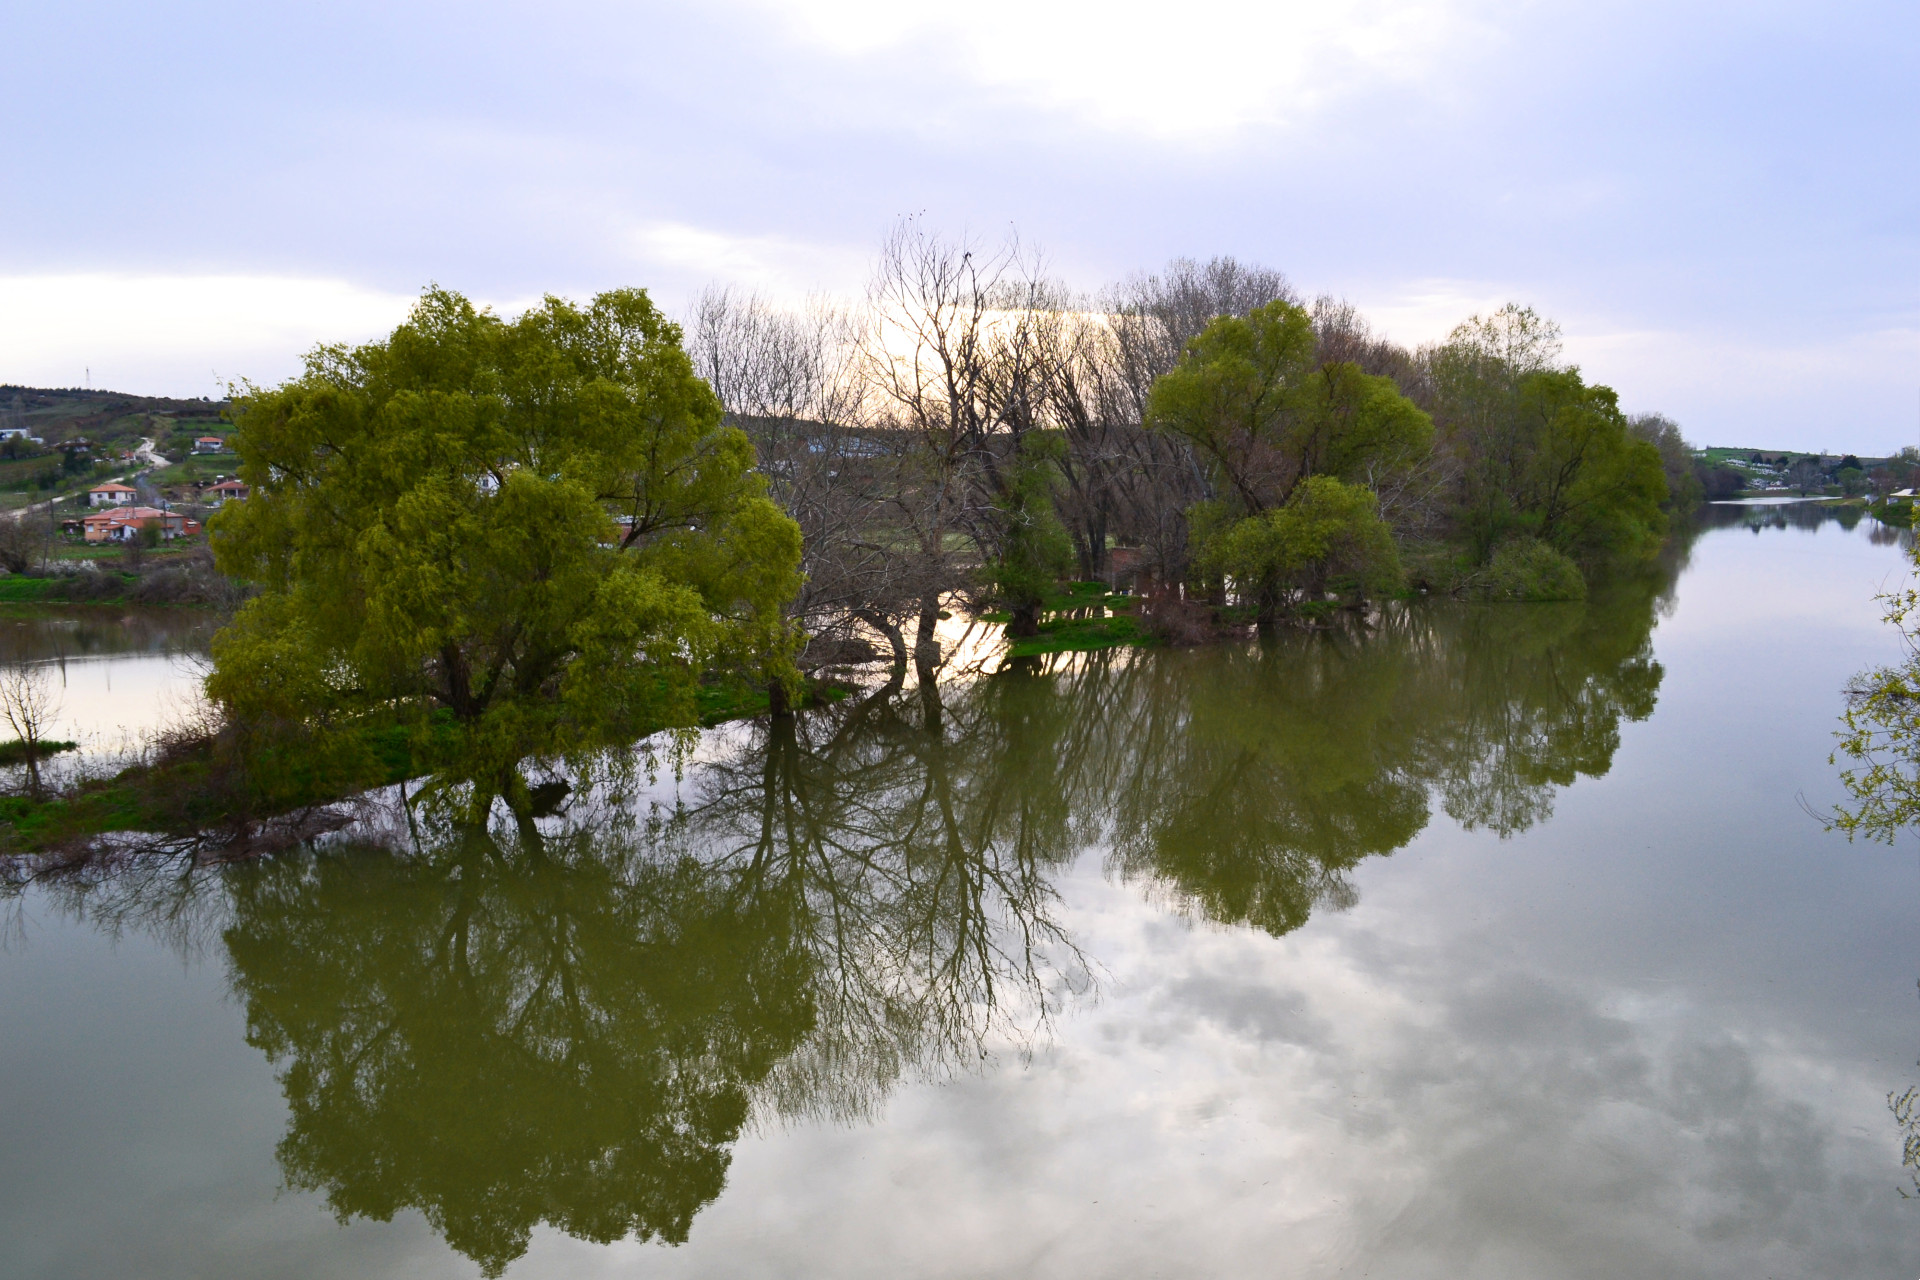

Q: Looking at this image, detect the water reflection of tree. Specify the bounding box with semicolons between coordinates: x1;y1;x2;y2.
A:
214;677;1087;1276
1697;499;1868;536
6;567;1674;1271
228;821;816;1274
1017;573;1671;937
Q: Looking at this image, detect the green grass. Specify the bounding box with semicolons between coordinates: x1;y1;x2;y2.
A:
994;580;1158;658
1874;499;1913;528
0;572;141;604
1006;612;1153;657
150;456;238;486
0;739;77;766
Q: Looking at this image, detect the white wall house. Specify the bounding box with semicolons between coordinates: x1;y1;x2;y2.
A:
88;483;137;507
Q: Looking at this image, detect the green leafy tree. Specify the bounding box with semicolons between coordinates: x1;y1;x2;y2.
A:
1628;412;1704;511
1146;300;1430;615
982;437;1074;636
1434;308;1668;570
1146;300;1431;516
207;287;802;808
1832;547;1920;842
1194;476;1401;621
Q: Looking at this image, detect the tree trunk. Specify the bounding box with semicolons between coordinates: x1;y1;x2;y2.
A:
858;611;909;673
914;595;943;683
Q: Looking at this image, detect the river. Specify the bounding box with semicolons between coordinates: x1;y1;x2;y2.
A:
2;504;1917;1278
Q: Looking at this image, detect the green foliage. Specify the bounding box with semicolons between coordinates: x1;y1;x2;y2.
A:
1004;611;1150;657
981;438;1074;635
1629;412;1703;510
1474;538;1587;602
0;572;143;605
1146;300;1432;516
207;287;802;800
0;737;75;766
1831;545;1920;842
226;828;818;1276
1194;476;1401;620
1433;306;1669;572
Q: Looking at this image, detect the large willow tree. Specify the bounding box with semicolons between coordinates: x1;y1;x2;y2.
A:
207;287;802;807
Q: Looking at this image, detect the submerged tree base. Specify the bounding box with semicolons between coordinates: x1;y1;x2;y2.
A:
0;676;843;856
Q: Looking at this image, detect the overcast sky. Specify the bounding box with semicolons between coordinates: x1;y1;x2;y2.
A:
2;0;1914;451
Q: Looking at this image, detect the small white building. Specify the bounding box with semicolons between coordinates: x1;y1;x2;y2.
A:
88;482;138;507
193;436;225;454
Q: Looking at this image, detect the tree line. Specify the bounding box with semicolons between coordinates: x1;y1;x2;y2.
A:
194;220;1702;816
691;220;1694;675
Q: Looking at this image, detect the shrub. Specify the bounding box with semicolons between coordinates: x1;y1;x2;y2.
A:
1474;538;1586;602
1137;581;1219;646
1194;476;1401;621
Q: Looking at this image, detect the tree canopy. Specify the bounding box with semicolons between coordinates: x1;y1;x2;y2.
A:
1145;299;1433;516
207;287;801;802
1145;299;1429;617
1433;306;1668;568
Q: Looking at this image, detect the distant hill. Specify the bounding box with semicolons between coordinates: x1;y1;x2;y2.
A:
0;385;231;458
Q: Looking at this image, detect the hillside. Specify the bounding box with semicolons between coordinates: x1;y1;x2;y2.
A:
0;385;231;458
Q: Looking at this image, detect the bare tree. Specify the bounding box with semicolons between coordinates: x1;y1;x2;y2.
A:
858;219;1033;675
1045;257;1297;586
0;658;61;797
690;285;928;675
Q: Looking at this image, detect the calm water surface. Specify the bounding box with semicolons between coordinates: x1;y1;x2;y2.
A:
0;606;217;754
4;508;1918;1279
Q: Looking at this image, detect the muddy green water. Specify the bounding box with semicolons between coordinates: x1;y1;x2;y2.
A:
4;504;1919;1278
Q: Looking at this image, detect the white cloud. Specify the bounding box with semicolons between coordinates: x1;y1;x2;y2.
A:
0;274;421;398
1342;276;1518;348
727;0;1489;139
628;222;870;302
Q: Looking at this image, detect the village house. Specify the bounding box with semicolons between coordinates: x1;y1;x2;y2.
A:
207;479;249;503
81;507;197;543
88;482;137;507
193;436;225;454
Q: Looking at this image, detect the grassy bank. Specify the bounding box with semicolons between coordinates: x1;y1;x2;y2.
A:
0;560;236;609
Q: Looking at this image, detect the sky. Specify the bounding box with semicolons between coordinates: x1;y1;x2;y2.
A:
1;0;1915;451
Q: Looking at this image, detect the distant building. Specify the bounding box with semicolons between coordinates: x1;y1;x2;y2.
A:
207;479;249;503
81;507;193;543
88;482;137;507
193;436;225;454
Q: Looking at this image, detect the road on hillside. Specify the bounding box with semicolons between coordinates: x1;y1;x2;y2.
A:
8;438;169;524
